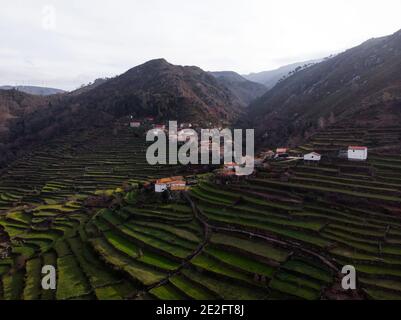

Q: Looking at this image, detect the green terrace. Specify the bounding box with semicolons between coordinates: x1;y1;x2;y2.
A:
2;122;401;300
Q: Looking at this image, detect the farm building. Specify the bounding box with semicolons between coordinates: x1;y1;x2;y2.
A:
214;168;252;184
224;162;237;170
169;180;187;191
348;146;368;161
276;148;288;154
304;152;321;161
154;124;166;130
154;180;168;192
129;121;141;128
154;176;186;192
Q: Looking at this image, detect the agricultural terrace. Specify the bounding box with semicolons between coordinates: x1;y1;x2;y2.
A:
293;126;401;155
0;122;190;300
1;123;401;300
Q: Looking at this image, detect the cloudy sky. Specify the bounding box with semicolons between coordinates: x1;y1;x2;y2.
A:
1;0;401;90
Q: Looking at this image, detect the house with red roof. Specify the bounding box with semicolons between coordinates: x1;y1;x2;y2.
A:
348;146;368;160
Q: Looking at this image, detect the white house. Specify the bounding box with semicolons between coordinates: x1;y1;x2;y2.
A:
348;146;368;161
130;121;141;128
155;182;168;193
304;152;321;161
224;162;237;170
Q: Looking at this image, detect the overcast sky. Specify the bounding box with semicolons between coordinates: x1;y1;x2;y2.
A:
1;0;401;90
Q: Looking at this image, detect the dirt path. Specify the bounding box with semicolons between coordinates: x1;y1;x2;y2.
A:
187;192;339;273
139;192;211;296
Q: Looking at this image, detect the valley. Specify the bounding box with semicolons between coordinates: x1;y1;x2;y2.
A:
1;120;401;300
1;24;401;301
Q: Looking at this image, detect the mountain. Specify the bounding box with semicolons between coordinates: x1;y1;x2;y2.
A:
243;59;323;89
248;29;401;148
0;89;54;166
0;85;65;96
209;71;267;106
71;59;243;122
70;78;111;96
0;59;243;167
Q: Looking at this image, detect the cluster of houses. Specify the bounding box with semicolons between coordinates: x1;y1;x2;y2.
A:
214;162;253;184
129;115;195;132
303;146;368;162
129;116;155;128
257;146;368;165
154;176;187;193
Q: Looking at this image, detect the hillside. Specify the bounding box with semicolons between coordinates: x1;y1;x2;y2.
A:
248;29;401;149
243;59;322;89
0;89;50;140
210;71;267;106
0;86;65;96
0;59;243;168
1;119;401;300
70;78;111;96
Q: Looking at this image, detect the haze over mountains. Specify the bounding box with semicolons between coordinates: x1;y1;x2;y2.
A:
242;59;323;89
1;28;401;167
0;85;65;96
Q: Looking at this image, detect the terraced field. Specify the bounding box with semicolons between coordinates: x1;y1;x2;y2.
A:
1;123;401;300
294;126;401;155
0;122;189;300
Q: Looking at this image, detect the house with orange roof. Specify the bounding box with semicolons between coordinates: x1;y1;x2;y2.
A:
276;148;288;154
155;176;186;192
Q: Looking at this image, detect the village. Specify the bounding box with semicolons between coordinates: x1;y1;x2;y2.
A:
144;133;370;194
0;115;399;302
127;115;370;194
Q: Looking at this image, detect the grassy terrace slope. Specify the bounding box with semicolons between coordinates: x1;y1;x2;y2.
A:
1;122;401;300
293;126;401;155
0;117;336;299
0;122;188;300
187;153;401;299
215;125;401;299
87;196;333;300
